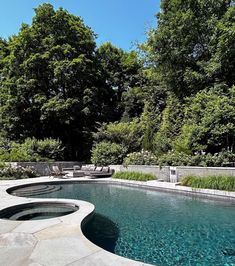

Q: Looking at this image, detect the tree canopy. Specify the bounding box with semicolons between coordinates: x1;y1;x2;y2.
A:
0;1;234;165
0;4;141;160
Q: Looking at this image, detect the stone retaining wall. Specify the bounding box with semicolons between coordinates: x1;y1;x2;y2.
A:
110;165;235;181
9;162;235;181
10;161;82;176
177;166;235;180
110;165;170;181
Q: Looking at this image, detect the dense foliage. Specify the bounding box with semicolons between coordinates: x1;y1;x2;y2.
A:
181;175;235;191
93;119;143;153
1;1;234;165
113;171;156;181
0;137;64;161
91;141;127;166
123;150;158;166
0;4;142;160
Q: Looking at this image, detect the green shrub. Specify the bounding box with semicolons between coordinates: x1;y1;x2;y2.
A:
113;171;156;181
158;151;235;167
158;152;193;166
93;119;143;153
153;135;172;156
0;164;37;180
0;137;64;162
181;175;235;191
124;150;158;166
0;162;6;169
91;141;127;166
35;138;64;160
153;95;183;155
197;151;235;167
9;140;40;162
0;137;11;161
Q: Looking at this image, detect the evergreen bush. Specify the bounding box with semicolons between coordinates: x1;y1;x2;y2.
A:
91;141;127;166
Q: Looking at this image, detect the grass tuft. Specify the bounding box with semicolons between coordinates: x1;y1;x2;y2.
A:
181;175;235;191
113;171;156;181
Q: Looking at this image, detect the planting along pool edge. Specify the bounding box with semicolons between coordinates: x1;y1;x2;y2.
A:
0;176;234;266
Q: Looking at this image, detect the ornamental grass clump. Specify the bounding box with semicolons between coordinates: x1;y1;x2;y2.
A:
113;171;156;181
181;175;235;191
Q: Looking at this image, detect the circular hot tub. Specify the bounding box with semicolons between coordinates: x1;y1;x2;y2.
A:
0;201;79;221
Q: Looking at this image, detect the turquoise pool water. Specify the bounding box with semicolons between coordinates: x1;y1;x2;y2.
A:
11;182;235;265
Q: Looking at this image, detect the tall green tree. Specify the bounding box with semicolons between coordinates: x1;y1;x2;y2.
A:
97;42;143;119
175;85;235;154
0;4;115;159
207;4;235;87
143;0;235;158
146;0;233;97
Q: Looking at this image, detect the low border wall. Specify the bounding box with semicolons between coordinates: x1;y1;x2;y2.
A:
110;165;170;181
8;162;235;181
177;166;235;180
110;165;235;181
10;161;81;176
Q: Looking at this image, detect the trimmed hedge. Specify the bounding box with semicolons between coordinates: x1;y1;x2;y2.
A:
181;175;235;191
113;171;156;181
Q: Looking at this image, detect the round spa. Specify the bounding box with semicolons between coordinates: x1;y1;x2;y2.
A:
0;201;79;221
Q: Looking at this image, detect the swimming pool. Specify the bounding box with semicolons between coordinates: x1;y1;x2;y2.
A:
0;201;79;221
10;182;235;266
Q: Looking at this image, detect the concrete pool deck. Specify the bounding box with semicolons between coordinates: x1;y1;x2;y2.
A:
0;176;234;266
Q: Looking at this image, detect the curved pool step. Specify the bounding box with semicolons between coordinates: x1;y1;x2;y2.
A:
11;184;62;197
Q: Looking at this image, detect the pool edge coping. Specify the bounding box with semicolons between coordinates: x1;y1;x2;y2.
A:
0;177;152;266
5;177;235;202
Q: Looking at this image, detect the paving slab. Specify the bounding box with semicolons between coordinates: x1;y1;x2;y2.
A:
0;232;37;247
12;218;61;234
30;236;100;266
67;250;145;266
0;246;34;266
0;220;21;234
27;263;44;266
35;223;80;240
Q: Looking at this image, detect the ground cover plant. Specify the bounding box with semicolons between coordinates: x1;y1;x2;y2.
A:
113;171;156;181
0;163;37;180
181;175;235;191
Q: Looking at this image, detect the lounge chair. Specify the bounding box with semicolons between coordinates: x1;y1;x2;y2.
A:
88;166;114;178
50;166;67;178
60;164;114;178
